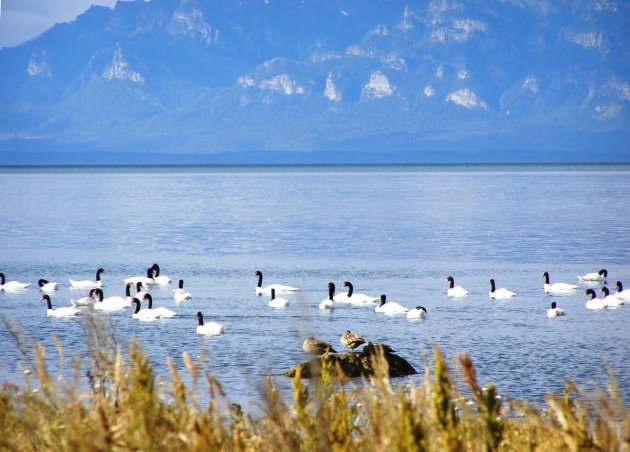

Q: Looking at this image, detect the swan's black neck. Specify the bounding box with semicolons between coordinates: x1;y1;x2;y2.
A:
617;281;623;292
490;279;496;293
601;286;610;296
585;289;596;300
96;268;104;281
144;294;153;309
271;288;276;300
599;269;608;277
146;268;153;278
178;279;184;289
0;273;4;285
255;272;263;288
379;295;386;307
136;282;143;292
345;282;354;297
92;288;104;302
551;301;557;309
447;277;455;289
42;295;52;310
133;299;141;314
542;272;550;284
151;264;160;277
197;312;204;326
327;283;335;300
38;279;49;287
416;306;426;312
125;283;132;297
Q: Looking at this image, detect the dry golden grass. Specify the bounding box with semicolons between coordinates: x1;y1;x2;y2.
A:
0;315;628;451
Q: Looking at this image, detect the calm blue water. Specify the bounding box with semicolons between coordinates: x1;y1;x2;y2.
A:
1;164;629;411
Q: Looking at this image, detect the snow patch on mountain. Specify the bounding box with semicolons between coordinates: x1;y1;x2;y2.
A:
169;5;216;46
27;49;51;77
258;74;304;96
446;88;488;110
102;47;144;84
432;18;487;43
362;71;393;100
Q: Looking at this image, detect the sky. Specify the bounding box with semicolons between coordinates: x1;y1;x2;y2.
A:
0;0;117;48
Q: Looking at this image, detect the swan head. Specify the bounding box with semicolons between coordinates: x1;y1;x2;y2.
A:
253;270;262;277
38;279;50;287
178;279;184;289
197;311;204;326
446;276;455;288
379;294;386;307
270;288;276;300
541;272;550;284
131;298;141;313
598;269;608;277
149;263;160;276
415;306;427;313
489;279;496;292
91;288;104;302
550;301;557;309
0;273;4;284
41;294;53;309
583;289;596;299
616;281;623;291
142;293;153;308
599;286;610;296
136;281;144;292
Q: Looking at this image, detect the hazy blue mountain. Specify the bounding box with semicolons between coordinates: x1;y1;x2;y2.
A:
1;0;629;163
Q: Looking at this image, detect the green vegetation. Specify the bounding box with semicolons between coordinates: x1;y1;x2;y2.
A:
1;316;628;451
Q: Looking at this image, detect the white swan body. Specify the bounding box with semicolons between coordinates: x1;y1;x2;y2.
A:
196;312;224;335
268;288;289;308
446;276;469;297
149;263;172;285
613;281;630;301
407;306;427;319
375;295;409;314
131;298;158;321
254;271;298;295
92;288;131;311
600;287;624;307
542;272;578;294
124;267;155;286
578;269;607;282
583;289;607;310
0;273;30;291
42;295;81;317
489;279;516;299
547;302;565;318
38;279;58;292
71;289;97;307
142;294;176;318
173;279;192;302
70;268;106;289
333;281;378;304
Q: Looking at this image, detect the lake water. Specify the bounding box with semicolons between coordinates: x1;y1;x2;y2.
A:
1;164;629;411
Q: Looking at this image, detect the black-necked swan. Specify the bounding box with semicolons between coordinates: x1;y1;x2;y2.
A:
583;289;606;310
407;306;427;319
134;281;149;300
489;279;516;299
0;273;30;291
131;298;157;321
375;294;409;314
91;288;131;311
124;267;156;286
340;330;365;349
268;288;289;308
446;276;469;297
318;282;335;310
149;263;172;285
42;294;80;317
547;301;565;318
38;279;58;292
196;312;224;335
302;337;337;355
142;293;176;318
362;341;395;355
173;279;192;302
333;281;378;304
614;281;630;301
69;268;106;289
600;286;624;307
71;288;98;306
253;270;299;295
542;272;578;294
578;268;607;282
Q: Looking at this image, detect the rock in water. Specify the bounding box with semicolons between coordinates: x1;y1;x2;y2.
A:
283;351;416;378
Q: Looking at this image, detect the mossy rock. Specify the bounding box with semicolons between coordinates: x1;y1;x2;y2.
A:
283;352;417;379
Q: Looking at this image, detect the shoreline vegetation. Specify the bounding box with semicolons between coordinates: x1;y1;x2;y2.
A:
1;316;628;451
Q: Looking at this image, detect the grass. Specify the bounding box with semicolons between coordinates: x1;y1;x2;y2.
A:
0;315;628;451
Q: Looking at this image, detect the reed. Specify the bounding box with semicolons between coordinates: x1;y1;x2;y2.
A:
0;315;628;451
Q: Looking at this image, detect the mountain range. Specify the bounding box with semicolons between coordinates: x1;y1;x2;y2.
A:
1;0;629;164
